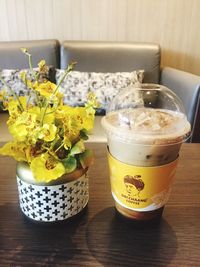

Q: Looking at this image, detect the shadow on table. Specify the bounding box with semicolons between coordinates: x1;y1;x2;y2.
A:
0;202;88;266
86;207;177;267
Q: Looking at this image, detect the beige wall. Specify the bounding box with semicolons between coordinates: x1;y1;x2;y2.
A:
0;0;199;75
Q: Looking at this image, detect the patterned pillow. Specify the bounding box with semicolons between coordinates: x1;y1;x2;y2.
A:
0;68;54;110
0;69;35;98
56;70;144;110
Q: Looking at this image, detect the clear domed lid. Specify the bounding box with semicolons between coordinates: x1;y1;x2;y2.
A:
102;84;191;144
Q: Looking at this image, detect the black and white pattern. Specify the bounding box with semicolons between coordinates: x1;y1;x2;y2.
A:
16;175;89;222
56;69;144;110
0;68;144;112
0;69;36;99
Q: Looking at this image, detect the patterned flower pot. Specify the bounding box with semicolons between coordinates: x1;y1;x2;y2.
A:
16;162;89;222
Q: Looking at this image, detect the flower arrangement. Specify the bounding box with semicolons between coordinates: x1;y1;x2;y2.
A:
0;49;98;183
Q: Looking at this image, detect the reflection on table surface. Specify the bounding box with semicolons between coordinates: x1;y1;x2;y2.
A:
0;143;200;266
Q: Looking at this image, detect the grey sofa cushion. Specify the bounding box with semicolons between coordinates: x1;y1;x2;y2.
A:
61;41;160;83
0;39;60;69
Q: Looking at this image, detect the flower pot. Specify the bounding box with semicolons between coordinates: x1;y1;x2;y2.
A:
16;162;89;222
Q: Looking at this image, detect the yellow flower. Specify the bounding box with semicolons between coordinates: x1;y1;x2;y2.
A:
38;59;49;76
8;111;37;142
63;115;81;146
0;142;27;162
75;107;95;131
24;145;34;163
56;105;94;132
63;136;72;149
38;60;46;71
28;106;41;117
0;89;6;101
29;106;55;125
32;81;39;89
0;53;96;183
20;71;26;83
38;124;57;142
86;92;100;109
55;105;71;120
54;105;95;149
7;96;27;115
30;154;65;182
54;92;64;106
35;81;57;98
7;98;19;114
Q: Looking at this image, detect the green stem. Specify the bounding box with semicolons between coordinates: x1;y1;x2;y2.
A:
43;144;60;160
49;135;62;152
45;107;58;115
54;141;64;153
22;49;38;80
21;48;41;108
26;94;32;107
28;54;33;72
0;75;24;112
40;62;76;125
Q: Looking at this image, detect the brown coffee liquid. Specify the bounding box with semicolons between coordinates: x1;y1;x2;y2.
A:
115;202;164;221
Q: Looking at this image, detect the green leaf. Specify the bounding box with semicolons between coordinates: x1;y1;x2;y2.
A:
70;140;85;156
80;129;89;140
62;156;77;173
79;149;94;169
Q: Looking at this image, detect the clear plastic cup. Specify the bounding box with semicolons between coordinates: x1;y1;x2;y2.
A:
102;83;191;221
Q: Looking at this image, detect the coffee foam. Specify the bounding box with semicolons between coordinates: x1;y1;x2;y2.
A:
102;108;191;145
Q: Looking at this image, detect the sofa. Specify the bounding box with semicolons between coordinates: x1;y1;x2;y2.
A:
0;39;200;143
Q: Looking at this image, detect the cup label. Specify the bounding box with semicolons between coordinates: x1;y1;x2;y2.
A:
108;152;178;212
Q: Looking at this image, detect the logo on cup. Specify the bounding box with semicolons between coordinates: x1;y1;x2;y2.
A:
124;175;145;197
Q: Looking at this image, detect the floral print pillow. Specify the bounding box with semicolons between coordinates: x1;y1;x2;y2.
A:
0;69;35;98
56;69;144;111
0;69;144;112
0;68;53;110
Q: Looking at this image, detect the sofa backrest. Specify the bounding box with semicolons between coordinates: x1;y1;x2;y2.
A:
0;39;60;69
61;41;161;83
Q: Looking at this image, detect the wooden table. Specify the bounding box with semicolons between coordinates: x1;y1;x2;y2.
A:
0;143;200;267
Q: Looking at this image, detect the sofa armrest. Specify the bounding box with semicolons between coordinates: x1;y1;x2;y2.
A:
160;67;200;142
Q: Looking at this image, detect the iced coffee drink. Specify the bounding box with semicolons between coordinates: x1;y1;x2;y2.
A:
102;84;191;221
